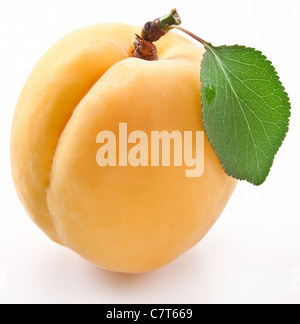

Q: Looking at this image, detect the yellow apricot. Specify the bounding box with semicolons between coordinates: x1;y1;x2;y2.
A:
11;23;237;273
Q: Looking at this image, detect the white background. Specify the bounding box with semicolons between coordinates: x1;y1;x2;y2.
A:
0;0;300;304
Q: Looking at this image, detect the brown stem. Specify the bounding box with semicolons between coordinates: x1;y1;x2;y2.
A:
132;34;158;61
132;9;212;60
132;9;182;61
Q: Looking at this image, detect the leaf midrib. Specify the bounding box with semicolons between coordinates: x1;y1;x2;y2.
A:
206;44;261;175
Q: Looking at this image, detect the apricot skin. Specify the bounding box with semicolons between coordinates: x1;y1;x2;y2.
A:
11;23;237;273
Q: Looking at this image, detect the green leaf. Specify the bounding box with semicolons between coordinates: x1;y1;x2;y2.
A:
200;45;291;185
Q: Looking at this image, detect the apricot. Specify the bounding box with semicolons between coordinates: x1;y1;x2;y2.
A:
11;23;237;273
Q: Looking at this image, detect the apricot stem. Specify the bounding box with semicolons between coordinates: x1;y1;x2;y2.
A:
133;9;182;61
132;9;212;60
141;9;182;43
